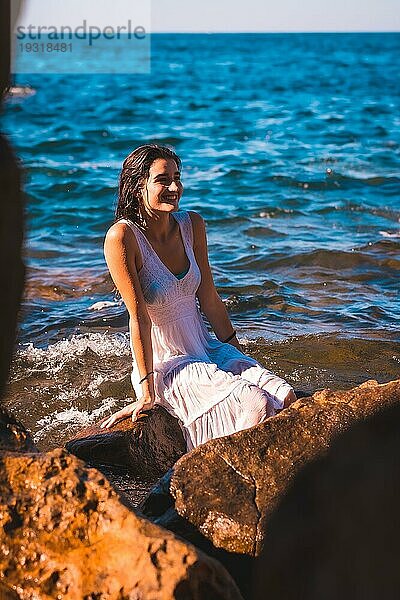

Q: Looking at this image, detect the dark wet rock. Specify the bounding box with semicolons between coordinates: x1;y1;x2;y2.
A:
0;137;24;399
66;405;186;480
0;408;38;453
253;399;400;599
0;447;242;599
0;1;25;400
141;380;400;558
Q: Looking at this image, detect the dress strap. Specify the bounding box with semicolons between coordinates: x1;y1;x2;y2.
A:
119;213;194;261
117;218;149;266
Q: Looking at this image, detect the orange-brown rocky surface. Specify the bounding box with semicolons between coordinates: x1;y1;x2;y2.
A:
0;439;242;599
142;379;400;557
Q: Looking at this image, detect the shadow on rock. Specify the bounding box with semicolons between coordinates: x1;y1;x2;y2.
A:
253;400;400;599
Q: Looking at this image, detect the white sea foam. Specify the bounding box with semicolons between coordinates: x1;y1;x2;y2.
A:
34;396;120;443
379;231;400;238
88;300;119;311
17;332;131;376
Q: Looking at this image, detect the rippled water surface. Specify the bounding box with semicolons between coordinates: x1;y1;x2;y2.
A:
3;33;400;457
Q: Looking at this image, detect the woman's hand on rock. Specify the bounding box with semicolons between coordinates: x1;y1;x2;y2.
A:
100;396;154;430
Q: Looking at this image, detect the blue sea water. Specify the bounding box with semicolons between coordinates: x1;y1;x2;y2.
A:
2;33;400;452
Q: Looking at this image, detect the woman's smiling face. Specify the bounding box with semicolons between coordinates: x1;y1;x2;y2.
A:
142;158;183;213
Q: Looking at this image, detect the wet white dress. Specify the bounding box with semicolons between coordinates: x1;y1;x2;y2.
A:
120;211;294;450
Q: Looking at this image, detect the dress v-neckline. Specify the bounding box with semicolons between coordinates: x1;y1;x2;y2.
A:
132;213;191;281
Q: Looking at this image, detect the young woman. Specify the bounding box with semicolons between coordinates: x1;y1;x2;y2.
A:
101;145;296;449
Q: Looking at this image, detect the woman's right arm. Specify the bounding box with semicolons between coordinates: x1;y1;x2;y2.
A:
101;222;155;427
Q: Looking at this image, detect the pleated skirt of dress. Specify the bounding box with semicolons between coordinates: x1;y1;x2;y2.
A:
158;359;292;450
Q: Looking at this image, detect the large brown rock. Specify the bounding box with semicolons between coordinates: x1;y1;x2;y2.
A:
253;399;400;599
66;405;186;480
0;446;242;599
142;380;400;558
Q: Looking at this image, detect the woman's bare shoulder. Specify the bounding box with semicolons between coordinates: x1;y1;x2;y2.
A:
104;221;140;258
105;220;136;244
104;220;143;273
187;210;205;234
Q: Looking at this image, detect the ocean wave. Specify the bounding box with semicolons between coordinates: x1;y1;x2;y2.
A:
231;248;400;273
244;226;283;238
313;201;400;221
380;231;400;239
355;239;400;253
6;331;399;452
6;332;135;449
12;332;131;378
268;173;400;191
5;85;36;98
32;139;87;153
257;208;300;218
88;300;120;311
33;397;120;445
24;268;113;301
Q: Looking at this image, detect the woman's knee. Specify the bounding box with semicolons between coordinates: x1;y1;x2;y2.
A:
234;382;273;421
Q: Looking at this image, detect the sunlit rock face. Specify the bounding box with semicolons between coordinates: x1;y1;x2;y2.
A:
0;446;243;599
141;379;400;595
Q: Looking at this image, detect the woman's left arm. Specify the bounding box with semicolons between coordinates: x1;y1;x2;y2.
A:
189;211;241;351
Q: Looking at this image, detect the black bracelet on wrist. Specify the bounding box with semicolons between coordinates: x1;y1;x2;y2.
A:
222;330;236;344
139;371;154;384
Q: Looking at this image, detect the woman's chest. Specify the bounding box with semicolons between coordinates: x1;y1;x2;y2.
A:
138;257;201;305
149;237;189;276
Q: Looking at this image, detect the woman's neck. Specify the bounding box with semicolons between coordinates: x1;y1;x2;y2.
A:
142;212;176;244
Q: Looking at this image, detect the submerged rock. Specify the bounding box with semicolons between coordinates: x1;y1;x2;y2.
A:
66;405;186;480
0;408;38;453
142;380;400;559
0;446;242;599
